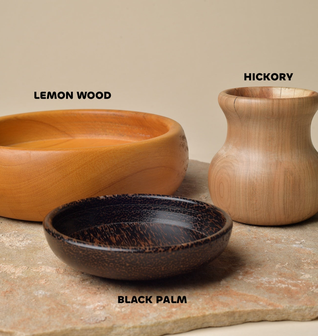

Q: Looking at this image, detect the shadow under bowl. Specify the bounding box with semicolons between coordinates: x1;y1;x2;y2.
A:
43;194;233;280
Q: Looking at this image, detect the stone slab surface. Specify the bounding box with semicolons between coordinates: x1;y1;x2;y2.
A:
0;160;317;336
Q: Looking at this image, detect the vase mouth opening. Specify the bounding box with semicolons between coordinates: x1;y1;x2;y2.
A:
223;87;318;100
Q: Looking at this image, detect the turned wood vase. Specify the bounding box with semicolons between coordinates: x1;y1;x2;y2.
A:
209;87;318;226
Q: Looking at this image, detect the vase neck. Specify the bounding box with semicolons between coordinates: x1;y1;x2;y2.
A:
218;93;318;153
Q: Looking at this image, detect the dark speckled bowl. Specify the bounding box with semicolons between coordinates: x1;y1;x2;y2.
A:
43;194;233;280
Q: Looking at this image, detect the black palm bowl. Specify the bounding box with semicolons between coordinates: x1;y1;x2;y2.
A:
43;194;233;281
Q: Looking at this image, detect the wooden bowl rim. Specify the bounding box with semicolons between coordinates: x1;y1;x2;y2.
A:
220;86;318;101
0;109;182;152
43;194;233;253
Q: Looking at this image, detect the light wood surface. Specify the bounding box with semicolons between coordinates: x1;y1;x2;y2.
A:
0;109;188;221
209;87;318;225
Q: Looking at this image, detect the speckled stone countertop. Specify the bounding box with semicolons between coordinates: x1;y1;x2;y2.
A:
1;160;317;336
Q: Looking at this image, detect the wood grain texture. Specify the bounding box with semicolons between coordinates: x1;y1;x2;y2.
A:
209;87;318;226
1;161;318;335
0;109;188;221
43;194;232;280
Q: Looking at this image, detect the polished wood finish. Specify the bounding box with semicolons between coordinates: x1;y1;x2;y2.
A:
209;87;318;226
0;109;188;221
43;194;232;280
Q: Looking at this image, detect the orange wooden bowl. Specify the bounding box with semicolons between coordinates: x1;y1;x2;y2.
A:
0;109;188;221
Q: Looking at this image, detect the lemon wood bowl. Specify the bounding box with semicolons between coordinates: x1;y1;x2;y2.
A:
0;109;188;221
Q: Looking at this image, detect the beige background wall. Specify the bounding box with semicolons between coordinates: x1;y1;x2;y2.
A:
1;2;318;335
1;0;318;162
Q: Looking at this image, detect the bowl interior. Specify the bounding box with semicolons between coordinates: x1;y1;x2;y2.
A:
0;110;170;149
49;195;228;249
225;87;318;99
